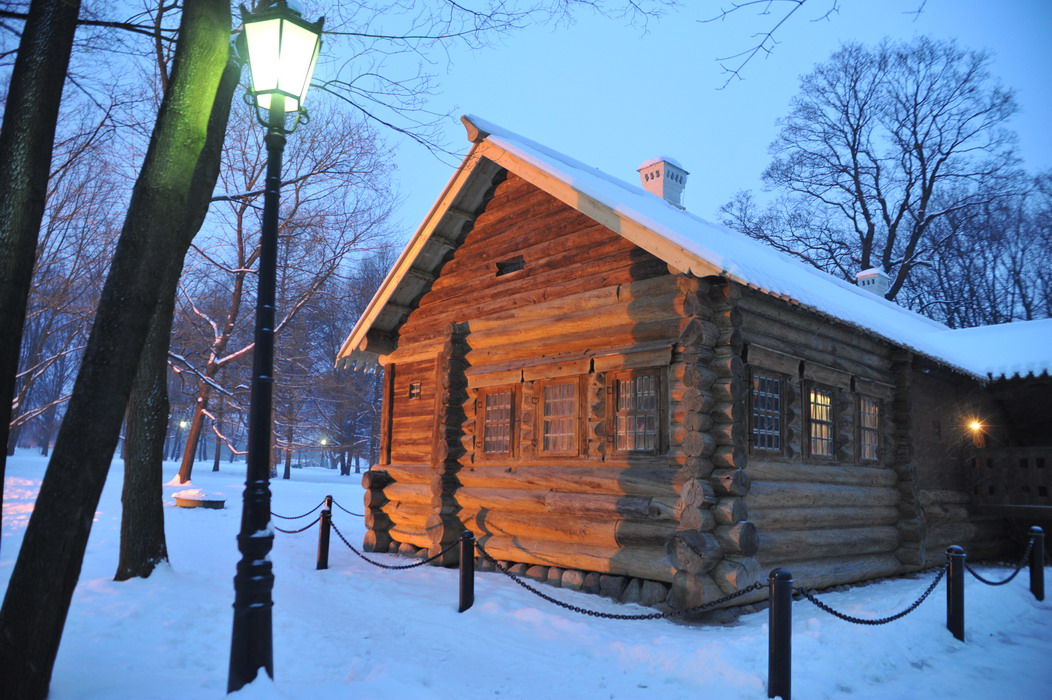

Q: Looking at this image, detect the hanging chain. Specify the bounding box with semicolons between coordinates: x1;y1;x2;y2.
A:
473;538;765;621
330;499;364;517
271;500;325;520
796;564;948;626
965;536;1035;586
330;520;458;570
272;516;321;534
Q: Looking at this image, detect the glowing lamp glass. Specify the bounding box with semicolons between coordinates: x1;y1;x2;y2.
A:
243;6;322;113
969;420;983;432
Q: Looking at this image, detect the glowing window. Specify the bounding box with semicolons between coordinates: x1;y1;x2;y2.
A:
809;386;835;458
859;396;880;462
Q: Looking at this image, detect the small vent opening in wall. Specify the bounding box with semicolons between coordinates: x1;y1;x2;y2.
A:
496;256;525;276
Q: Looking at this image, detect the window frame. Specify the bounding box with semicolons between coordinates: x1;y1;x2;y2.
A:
474;385;518;460
748;368;787;456
536;377;583;457
607;368;665;456
857;394;881;464
806;382;837;460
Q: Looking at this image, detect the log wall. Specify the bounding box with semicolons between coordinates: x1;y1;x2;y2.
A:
736;287;909;588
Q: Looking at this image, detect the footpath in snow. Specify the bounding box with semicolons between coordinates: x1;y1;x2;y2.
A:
2;453;1050;699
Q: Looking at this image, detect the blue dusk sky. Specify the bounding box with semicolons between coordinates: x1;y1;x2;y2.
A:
370;0;1052;239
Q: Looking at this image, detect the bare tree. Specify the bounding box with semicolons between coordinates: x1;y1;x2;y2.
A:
722;36;1021;303
173;100;396;483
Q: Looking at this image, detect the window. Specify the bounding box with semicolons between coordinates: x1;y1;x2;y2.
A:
408;382;421;400
808;385;835;458
540;380;578;454
611;370;661;453
479;387;515;456
750;372;783;453
859;396;880;462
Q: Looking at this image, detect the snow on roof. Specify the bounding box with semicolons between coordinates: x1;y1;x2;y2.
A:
465;114;1052;381
926;319;1052;380
638;156;686;171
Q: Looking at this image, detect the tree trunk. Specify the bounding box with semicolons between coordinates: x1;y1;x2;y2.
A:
212;401;224;471
0;0;82;544
177;398;209;483
0;3;230;696
282;421;293;479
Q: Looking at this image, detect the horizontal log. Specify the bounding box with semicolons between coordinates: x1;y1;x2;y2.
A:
748;460;898;488
385;482;433;507
475;534;676;582
713;556;762;594
746;481;900;509
711;468;750;496
755;553;905;591
748;505;899;531
665;530;721;574
361;469;393;490
456;464;682;497
713;497;748;525
382;463;433;484
388;525;433;550
677;505;716;532
462;509;676;548
456;486;679;521
363;489;389;509
715;521;759;556
758;526;899;561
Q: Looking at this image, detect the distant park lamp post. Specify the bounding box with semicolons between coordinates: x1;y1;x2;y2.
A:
228;0;323;693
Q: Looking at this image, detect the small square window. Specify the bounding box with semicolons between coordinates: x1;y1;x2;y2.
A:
478;387;516;457
749;371;784;453
408;382;421;400
540;379;579;455
808;385;835;459
859;395;880;462
611;370;662;454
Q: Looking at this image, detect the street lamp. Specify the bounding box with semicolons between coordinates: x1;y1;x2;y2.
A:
228;1;323;693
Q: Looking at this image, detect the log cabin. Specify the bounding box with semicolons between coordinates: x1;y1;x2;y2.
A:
336;116;1052;610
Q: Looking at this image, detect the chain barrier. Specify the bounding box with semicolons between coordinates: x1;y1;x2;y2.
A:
473;538;766;620
271;500;325;520
965;536;1034;586
795;564;948;626
330;520;458;570
273;516;321;534
330;499;364;517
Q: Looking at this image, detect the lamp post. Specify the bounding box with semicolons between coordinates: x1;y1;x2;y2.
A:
228;1;323;693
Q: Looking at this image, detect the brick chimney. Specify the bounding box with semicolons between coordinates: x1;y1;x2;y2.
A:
637;157;688;209
855;268;891;298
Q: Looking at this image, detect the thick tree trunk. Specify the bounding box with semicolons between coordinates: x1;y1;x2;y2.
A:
117;45;239;583
0;3;230;696
0;0;82;538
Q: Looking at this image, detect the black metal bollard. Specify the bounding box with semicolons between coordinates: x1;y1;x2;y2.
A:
768;568;793;700
316;496;332;570
1029;526;1045;602
946;545;965;642
458;530;476;613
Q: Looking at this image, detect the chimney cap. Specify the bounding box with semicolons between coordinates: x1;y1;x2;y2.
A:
855;268;891;298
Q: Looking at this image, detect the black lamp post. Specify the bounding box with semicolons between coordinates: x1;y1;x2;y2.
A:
228;1;323;693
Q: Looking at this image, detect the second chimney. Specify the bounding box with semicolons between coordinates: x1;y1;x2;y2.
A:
638;157;689;209
855;268;891;298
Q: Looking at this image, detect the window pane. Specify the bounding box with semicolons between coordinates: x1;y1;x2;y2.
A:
751;374;782;451
543;383;576;453
483;390;513;454
860;396;879;461
614;373;659;453
809;387;834;457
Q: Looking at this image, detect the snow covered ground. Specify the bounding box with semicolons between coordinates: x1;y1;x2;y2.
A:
2;452;1050;699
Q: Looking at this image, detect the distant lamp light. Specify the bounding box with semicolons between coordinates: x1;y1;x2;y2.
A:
968;419;986;448
320;438;328;446
179;420;189;429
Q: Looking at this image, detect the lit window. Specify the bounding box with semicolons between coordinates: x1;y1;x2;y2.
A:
859;396;880;462
541;380;577;454
481;389;514;455
612;371;660;453
809;386;835;458
750;373;782;452
408;382;421;400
